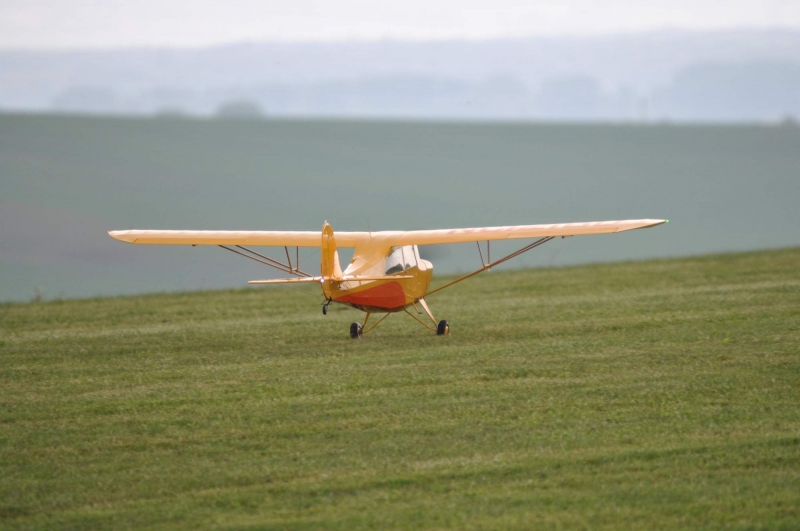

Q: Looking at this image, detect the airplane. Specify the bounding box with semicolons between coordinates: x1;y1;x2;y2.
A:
109;218;667;338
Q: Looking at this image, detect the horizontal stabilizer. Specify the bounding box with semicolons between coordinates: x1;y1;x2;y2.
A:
338;275;413;281
249;277;322;285
249;275;412;285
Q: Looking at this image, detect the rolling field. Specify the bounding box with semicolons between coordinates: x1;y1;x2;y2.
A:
1;248;799;529
3;112;800;302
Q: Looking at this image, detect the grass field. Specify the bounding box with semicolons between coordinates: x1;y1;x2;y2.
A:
1;249;799;529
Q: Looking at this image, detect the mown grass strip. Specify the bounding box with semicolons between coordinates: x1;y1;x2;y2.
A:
1;249;799;529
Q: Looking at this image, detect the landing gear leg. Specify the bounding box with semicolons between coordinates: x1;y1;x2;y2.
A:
350;312;391;339
405;298;450;336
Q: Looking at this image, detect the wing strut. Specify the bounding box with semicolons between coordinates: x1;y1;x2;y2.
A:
219;245;312;278
476;241;491;268
424;237;555;297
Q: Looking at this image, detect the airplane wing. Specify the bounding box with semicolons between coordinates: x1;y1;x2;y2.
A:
390;219;667;246
108;229;369;247
109;220;666;248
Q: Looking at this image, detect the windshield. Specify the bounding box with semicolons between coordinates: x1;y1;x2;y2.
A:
385;246;418;275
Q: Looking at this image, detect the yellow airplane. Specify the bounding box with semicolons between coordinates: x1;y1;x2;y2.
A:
109;218;667;337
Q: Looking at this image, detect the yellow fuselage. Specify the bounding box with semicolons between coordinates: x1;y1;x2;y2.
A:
323;265;433;313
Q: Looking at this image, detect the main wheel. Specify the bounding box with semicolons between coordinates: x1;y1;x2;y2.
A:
349;322;363;339
322;304;328;315
436;319;450;336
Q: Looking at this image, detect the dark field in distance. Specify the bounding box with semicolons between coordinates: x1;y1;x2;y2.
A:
1;113;798;301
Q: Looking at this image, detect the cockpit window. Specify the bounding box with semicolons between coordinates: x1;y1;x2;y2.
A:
385;247;405;275
403;246;417;270
385;246;418;275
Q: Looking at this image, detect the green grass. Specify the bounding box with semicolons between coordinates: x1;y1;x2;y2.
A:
1;249;799;530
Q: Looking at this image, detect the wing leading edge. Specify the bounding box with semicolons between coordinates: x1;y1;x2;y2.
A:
107;229;368;247
388;219;667;246
108;219;666;248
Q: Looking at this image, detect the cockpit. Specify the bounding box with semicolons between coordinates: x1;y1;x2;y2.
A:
385;245;427;275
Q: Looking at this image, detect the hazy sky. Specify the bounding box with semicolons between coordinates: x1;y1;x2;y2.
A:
2;0;799;49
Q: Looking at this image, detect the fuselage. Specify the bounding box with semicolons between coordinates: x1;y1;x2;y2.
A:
323;245;433;313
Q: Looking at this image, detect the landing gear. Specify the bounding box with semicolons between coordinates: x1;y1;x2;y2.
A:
404;299;450;336
322;300;331;315
349;322;363;339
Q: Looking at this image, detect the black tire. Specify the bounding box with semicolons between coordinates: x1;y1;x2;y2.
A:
322;305;328;315
349;322;363;339
436;319;450;336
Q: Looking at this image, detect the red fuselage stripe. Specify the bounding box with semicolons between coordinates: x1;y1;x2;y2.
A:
334;281;407;310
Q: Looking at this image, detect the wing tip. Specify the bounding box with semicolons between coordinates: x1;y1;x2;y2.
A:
108;230;136;243
643;218;669;230
613;219;668;233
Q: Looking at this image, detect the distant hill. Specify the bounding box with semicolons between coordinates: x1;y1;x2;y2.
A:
2;112;799;302
1;30;799;121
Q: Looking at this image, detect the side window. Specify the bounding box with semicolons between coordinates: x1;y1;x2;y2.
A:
402;246;417;270
385;247;405;275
